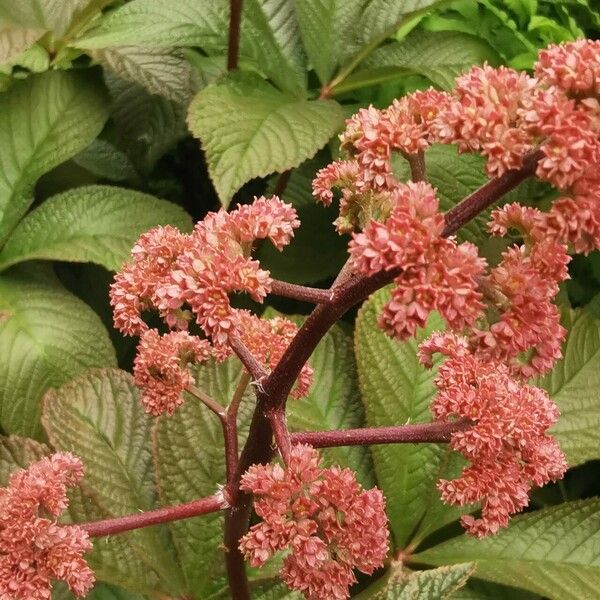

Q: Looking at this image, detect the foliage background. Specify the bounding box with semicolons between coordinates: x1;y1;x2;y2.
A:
0;0;599;598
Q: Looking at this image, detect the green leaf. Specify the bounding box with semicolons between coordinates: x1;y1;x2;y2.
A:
0;185;193;272
0;26;44;63
362;31;499;90
91;46;193;104
154;358;255;599
0;265;116;439
107;75;186;175
0;69;108;243
287;324;375;488
414;499;600;600
42;368;185;596
355;287;459;548
451;578;540;600
188;72;343;206
535;309;600;467
293;0;363;84
72;139;138;182
0;435;49;484
382;564;475;599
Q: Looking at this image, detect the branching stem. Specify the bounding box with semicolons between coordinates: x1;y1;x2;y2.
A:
269;280;331;304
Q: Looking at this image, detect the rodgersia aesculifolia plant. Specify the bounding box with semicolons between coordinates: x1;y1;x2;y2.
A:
3;38;600;600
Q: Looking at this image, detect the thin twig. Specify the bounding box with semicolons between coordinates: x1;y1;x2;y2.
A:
83;494;226;537
229;335;268;382
268;410;292;464
227;0;243;71
290;420;471;448
270;280;332;304
187;385;226;421
224;371;252;482
273;170;292;197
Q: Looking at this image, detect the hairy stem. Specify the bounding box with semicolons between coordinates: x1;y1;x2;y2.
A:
225;371;252;482
227;0;244;71
291;420;471;447
83;494;226;537
229;335;268;382
270;280;332;304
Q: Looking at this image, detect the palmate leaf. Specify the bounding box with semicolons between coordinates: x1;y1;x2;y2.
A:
536;309;600;467
153;358;255;599
188;72;343;206
0;185;192;272
0;69;108;244
0;265;115;439
41;369;186;597
414;499;600;600
354;288;461;548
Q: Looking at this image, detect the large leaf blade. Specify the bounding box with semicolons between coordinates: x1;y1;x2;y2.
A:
0;266;116;439
0;185;192;272
0;69;108;243
414;499;600;600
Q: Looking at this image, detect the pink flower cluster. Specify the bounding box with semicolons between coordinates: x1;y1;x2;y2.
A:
419;333;567;537
112;197;313;414
239;445;388;600
349;181;486;339
0;453;94;599
133;330;212;415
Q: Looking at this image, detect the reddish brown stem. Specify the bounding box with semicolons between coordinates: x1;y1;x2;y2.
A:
269;410;292;463
229;335;268;382
225;372;252;482
406;151;427;182
290;420;471;448
273;170;292;196
187;385;225;421
83;494;226;537
227;0;243;71
270;280;331;304
442;149;542;237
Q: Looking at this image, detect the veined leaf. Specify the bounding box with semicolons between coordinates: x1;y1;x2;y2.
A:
355;287;458;548
91;46;193;104
414;499;600;600
107;75;186;175
0;69;108;244
188;72;343;206
0;26;44;63
0;435;49;484
42;369;185;596
0;265;115;439
381;563;476;599
287;324;375;488
154;358;255;599
451;579;540;600
362;31;499;90
72;139;138;182
536;309;600;467
53;581;147;600
0;185;192;272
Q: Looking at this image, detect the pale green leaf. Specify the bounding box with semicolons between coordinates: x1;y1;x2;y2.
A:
287;324;375;488
0;69;108;243
363;31;499;90
451;579;540;600
0;265;116;439
0;185;192;272
107;75;186;174
0;435;49;484
355;287;459;548
91;46;193;104
0;0;91;36
188;72;343;206
53;581;147;600
536;309;600;467
154;358;255;599
383;564;475;599
42;369;185;596
414;499;600;600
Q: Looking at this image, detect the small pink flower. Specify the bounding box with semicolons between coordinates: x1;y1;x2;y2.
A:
0;454;94;599
239;445;389;600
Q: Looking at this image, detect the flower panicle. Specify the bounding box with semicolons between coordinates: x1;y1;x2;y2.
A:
0;453;95;600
